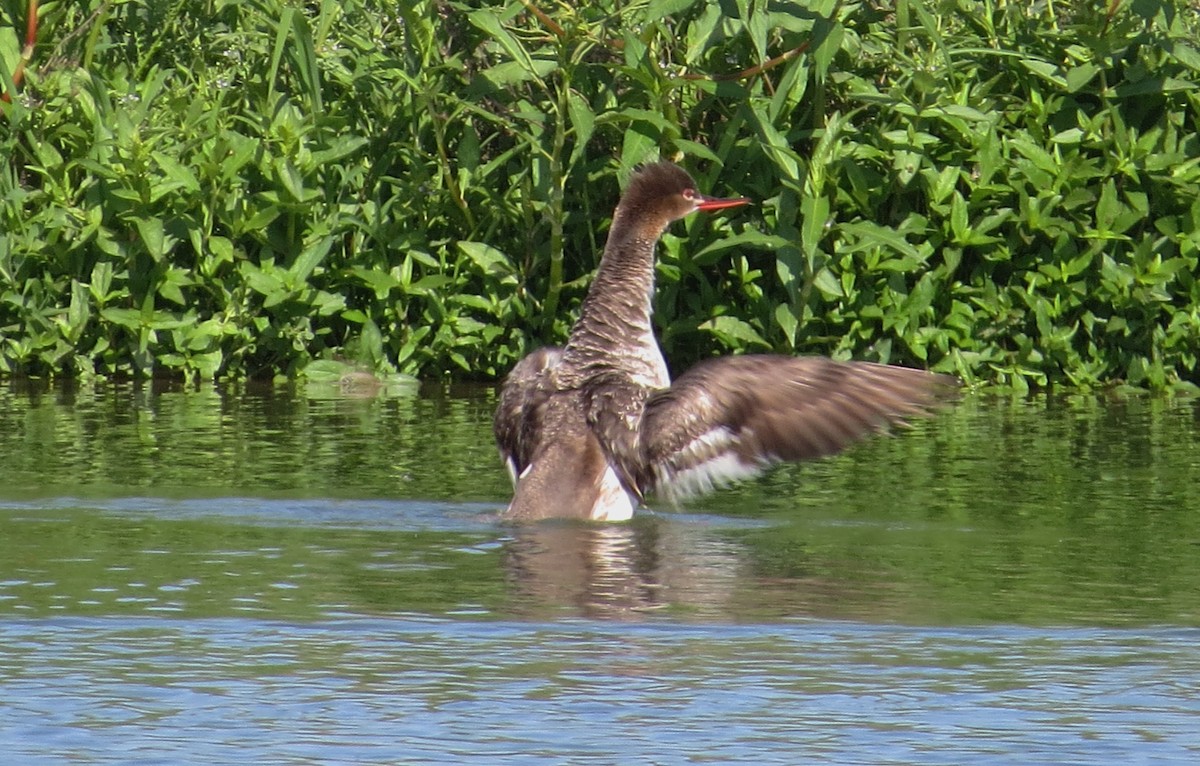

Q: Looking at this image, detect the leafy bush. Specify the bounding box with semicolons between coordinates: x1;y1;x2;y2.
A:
1;0;1198;390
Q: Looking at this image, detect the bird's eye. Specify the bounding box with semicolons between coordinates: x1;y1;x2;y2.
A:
682;189;696;201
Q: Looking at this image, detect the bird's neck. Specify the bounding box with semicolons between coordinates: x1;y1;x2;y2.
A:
559;221;669;388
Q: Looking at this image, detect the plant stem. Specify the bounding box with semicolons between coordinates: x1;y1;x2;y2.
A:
542;51;569;330
1;0;38;103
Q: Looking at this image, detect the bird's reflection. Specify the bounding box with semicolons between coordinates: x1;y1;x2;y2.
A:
501;516;743;620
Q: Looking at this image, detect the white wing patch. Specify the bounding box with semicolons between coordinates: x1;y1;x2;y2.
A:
589;465;637;522
502;456;521;485
655;426;768;501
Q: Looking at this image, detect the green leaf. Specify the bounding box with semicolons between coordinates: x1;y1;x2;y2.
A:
276;159;311;203
1020;59;1065;87
458;241;514;277
134;218;168;261
66;280;91;340
287;8;323;110
207;236;235;270
266;7;293;105
566;90;595;165
469;10;541;82
289;235;334;284
351;267;400;300
774;303;799;347
242;263;288;300
1115;77;1197;98
1008;135;1060;179
926;165;959;206
648;0;699;14
935;104;990;122
800;194;830;259
100;307;144;330
690;230;791;266
1165;39;1200;73
699;315;770;349
812;267;842;298
311;290;347;316
90;262;115;304
310;136;369;166
241;206;280;232
151;151;200;193
838;221;922;261
672;139;720;163
620;125;658;174
1096;179;1122;234
749;108;801;183
950;192;969;243
1064;63;1099;93
1051;127;1084;144
809;17;843;79
746;4;770;61
480;59;558;87
159;266;191;306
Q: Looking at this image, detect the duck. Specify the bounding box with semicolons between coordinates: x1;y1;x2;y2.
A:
494;161;957;521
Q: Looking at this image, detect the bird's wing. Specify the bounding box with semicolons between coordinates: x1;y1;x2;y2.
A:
582;370;652;502
639;355;959;500
493;347;563;483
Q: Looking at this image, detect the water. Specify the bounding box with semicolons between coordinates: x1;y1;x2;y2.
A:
1;380;1198;764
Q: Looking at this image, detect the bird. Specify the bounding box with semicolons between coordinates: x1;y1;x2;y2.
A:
494;161;958;521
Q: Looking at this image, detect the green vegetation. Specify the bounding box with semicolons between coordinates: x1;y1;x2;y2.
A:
2;1;1199;390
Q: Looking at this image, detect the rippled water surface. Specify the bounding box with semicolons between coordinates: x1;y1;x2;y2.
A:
1;381;1198;764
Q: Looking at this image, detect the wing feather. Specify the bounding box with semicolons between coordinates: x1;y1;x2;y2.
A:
583;371;651;502
494;347;563;481
640;355;958;500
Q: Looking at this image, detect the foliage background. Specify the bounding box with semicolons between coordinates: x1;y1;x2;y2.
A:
1;0;1199;391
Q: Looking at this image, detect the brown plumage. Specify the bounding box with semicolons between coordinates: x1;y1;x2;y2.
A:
494;162;958;521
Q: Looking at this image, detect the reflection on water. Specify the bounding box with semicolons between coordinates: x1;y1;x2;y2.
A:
505;522;663;618
503;519;745;620
1;381;1200;763
1;381;1199;625
0;378;510;501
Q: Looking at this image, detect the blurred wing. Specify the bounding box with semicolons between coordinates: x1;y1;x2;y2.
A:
494;347;562;482
640;355;959;500
582;371;652;502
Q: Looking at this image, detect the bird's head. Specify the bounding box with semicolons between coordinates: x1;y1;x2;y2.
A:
614;162;749;237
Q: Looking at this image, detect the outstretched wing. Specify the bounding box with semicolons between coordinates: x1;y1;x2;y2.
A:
639;355;959;500
494;347;563;483
582;370;653;502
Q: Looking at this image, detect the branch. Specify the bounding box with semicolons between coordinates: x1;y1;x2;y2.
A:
522;0;565;41
2;0;39;103
681;41;811;82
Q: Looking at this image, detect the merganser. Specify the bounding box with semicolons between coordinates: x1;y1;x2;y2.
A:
495;162;956;521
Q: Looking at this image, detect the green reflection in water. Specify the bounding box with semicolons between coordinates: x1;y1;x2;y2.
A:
694;395;1200;625
0;381;1198;626
0;380;509;500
